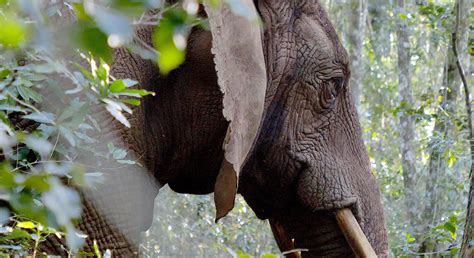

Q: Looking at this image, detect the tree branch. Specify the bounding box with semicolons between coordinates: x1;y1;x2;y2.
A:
452;31;473;144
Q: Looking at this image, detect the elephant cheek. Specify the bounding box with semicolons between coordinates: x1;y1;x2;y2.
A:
239;144;302;219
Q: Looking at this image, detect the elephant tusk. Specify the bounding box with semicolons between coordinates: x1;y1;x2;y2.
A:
335;208;377;258
269;218;301;258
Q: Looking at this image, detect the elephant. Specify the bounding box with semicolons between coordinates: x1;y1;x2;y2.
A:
39;0;388;257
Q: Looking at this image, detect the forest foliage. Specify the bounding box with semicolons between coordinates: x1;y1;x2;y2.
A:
0;0;472;257
0;0;207;255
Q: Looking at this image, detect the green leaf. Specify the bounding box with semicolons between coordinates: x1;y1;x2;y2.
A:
0;69;11;79
70;166;86;186
104;99;130;128
42;178;81;226
75;64;94;81
59;126;76;147
121;99;141;106
111;0;146;15
205;0;220;8
442;221;457;239
397;13;408;20
57;100;89;124
0;104;27;113
443;222;456;234
118;88;155;97
72;3;92;22
107;142;115;153
449;214;458;223
0;166;15;188
24;136;53;157
236;251;251;258
0;16;28;48
153;9;189;75
93;240;102;258
9;193;48;224
122;79;138;87
450;247;459;256
22;112;55;124
110;80;126;93
0;229;31;240
93;6;133;43
23;174;50;193
447;153;456;168
406;233;415;243
112;148;127;160
74;24;112;63
96;60;110;82
16;85;43;103
16;221;35;229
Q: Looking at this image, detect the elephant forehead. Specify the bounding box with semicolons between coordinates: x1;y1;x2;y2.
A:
295;15;334;60
260;1;346;71
293;17;339;79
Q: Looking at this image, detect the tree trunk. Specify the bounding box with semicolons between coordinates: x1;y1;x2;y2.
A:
463;168;474;257
420;60;457;253
365;0;389;178
395;0;418;230
347;0;368;110
457;0;474;254
367;0;391;60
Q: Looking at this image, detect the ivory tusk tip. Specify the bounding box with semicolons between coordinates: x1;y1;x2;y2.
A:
335;208;377;258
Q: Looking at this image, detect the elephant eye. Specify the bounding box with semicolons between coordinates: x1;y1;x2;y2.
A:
319;76;344;111
332;76;344;93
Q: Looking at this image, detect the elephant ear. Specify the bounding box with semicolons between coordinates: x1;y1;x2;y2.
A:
204;1;267;221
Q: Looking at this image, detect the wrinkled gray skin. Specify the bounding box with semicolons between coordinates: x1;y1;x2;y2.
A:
240;1;388;257
42;1;388;257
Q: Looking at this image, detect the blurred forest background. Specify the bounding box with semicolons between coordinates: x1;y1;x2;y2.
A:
0;0;472;257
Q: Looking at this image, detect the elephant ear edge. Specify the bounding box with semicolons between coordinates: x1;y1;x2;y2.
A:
204;1;267;221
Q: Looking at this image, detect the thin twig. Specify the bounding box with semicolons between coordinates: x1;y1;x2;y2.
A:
281;248;309;255
10;155;145;172
406;244;459;256
452;31;473;149
135;37;159;55
7;92;42;115
49;131;61;159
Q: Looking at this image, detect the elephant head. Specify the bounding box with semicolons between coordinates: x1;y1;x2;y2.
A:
38;1;388;256
235;1;388;256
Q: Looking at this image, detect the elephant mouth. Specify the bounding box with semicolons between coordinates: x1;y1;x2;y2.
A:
269;204;354;257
